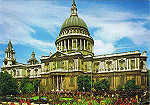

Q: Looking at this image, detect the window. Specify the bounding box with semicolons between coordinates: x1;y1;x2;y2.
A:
131;59;135;70
140;60;143;69
35;69;38;76
69;60;73;70
119;59;125;70
57;61;61;69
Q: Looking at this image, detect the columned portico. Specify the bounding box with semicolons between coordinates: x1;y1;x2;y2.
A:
51;75;64;91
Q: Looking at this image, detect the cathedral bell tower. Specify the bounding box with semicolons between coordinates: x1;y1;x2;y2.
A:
3;40;16;66
27;50;39;65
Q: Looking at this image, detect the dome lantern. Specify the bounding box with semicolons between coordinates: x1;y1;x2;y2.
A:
71;0;78;16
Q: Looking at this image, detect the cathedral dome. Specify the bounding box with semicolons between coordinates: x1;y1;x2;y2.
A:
61;15;88;30
56;0;94;56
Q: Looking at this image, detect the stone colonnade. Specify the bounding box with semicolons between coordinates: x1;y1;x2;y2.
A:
52;75;64;91
96;57;141;72
56;39;93;52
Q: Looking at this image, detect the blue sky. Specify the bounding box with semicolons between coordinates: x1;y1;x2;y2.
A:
0;0;150;70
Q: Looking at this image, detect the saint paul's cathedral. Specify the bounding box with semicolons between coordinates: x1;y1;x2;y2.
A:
1;0;148;92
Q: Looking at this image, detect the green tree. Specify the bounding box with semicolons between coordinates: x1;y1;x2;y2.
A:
24;82;35;94
77;75;92;92
20;77;35;94
0;71;19;96
32;79;40;92
124;80;140;90
94;79;110;91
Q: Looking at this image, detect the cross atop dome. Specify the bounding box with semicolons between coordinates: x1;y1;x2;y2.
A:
71;0;78;16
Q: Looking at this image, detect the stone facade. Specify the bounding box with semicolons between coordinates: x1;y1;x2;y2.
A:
1;0;148;92
1;41;41;79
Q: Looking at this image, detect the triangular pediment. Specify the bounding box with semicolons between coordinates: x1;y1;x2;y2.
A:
50;51;67;59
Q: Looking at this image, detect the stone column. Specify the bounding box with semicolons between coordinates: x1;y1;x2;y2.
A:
5;52;7;58
129;59;131;70
84;40;85;50
72;39;73;50
118;60;121;71
76;39;77;50
101;62;103;71
116;60;118;71
53;76;54;91
135;58;137;69
56;75;59;91
74;60;76;71
64;40;66;50
80;39;82;50
61;76;63;91
127;58;128;70
99;62;100;72
68;39;70;50
77;59;78;71
137;58;140;70
87;41;88;51
104;61;105;71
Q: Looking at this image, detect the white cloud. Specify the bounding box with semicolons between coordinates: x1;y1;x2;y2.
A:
0;0;69;53
0;0;149;56
94;40;115;55
80;9;150;54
